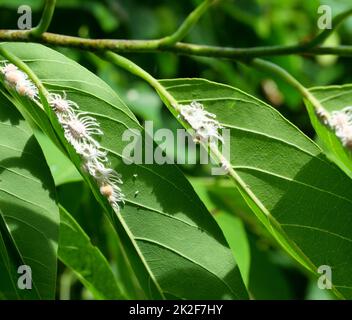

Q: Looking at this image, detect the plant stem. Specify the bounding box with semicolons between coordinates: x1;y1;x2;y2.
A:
246;58;324;112
30;0;56;38
101;52;179;109
1;29;352;58
158;0;216;46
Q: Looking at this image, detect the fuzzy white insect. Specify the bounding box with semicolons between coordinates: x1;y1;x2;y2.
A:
335;123;352;148
48;92;78;117
179;101;223;143
329;107;352;130
5;70;28;85
15;79;39;99
180;101;217;129
1;63;25;84
1;62;38;100
62;113;103;149
76;142;108;163
100;183;125;210
50;95;125;211
196;123;224;143
325;106;352;149
1;63;18;75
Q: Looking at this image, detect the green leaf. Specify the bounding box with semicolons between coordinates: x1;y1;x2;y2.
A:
190;178;251;287
215;214;250;287
159;78;352;299
35;132;83;186
58;205;124;299
247;237;294;300
0;93;59;299
0;43;248;300
306;85;352;177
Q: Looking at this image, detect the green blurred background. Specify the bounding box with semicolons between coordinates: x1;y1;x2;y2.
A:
1;0;351;299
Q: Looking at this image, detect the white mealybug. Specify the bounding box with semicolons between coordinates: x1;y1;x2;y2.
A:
1;62;38;101
15;79;38;99
325;106;352;149
100;184;114;197
329;107;352;130
335;123;352;148
5;69;28;85
100;183;125;210
48;92;78;117
92;162;123;185
76;142;108;163
1;63;24;84
62;113;103;149
60;110;125;211
196;123;224;143
179;101;223;144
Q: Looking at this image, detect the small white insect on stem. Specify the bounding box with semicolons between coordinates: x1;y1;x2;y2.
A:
48;92;78;120
179;101;224;144
0;63;39;100
179;100;226;171
62;113;103;149
327;106;352;149
100;182;124;211
318;105;352;150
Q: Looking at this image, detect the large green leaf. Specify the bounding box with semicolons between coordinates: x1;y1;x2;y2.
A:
306;85;352;177
0;43;248;299
58;206;124;299
0;93;59;299
159;78;352;299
